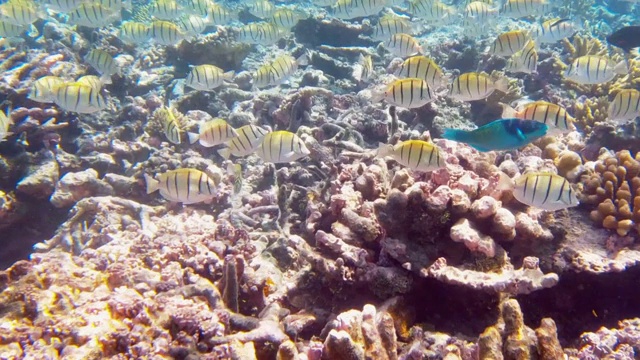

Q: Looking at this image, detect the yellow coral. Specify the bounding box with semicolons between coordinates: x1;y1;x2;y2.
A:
580;150;640;236
572;96;608;133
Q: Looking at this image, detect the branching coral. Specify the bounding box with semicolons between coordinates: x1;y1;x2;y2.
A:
581;150;640;236
572;96;608;134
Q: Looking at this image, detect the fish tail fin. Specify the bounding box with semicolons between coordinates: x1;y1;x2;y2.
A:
441;128;469;143
223;71;235;81
99;74;112;85
375;142;393;158
614;60;629;75
496;171;515;193
297;50;310;66
500;103;517;118
217;147;231;159
370;86;386;103
352;64;364;82
494;77;510;93
144;174;159;194
187;132;200;144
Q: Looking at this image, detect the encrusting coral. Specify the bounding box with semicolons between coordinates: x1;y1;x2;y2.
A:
581;150;640;236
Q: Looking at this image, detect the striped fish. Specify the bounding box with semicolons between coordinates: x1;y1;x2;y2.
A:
411;1;456;25
505;39;537;74
331;0;388;20
28;76;65;103
270;9;305;30
256;130;310;163
312;0;336;5
353;54;373;82
144;168;218;204
513;172;578;211
487;30;530;57
184;0;213;16
97;0;132;11
157;106;182;144
237;22;283;45
52;82;107;114
0;2;41;26
532;18;581;44
373;78;434;108
608;89;640;124
502;101;574;134
76;75;104;90
120;22;151;44
149;20;186;45
394;55;446;89
178;15;209;37
185;65;234;91
187;118;238;147
448;72;509;101
376;140;445;172
253;53;308;88
149;0;182;20
248;0;276;19
371;15;412;40
464;1;498;21
84;49;120;83
0;20;26;37
501;0;551;18
68;4;120;28
384;33;423;58
217;125;270;159
205;3;236;25
0;108;12;142
564;56;627;85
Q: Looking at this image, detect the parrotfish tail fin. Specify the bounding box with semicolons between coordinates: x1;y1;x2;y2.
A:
217;147;231;160
614;60;629;75
99;74;113;85
375;142;393;158
500;103;517;118
223;71;235;81
144;174;159;194
494;77;510;93
187;132;200;145
297;51;310;66
441;128;470;143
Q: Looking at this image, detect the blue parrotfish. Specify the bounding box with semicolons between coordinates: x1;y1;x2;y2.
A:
441;118;548;152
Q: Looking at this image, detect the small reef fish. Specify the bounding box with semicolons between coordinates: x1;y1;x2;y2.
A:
178;15;209;37
253;53;308;89
464;1;498;21
68;4;120;28
256;130;310;163
149;0;182;20
376;140;445;172
608;89;640;123
532;18;581;44
513;172;579;211
248;0;276;19
52;82;107;114
352;54;373;83
0;20;27;38
0;2;41;26
97;0;132;11
144;168;218;204
42;0;85;12
84;49;121;84
0;108;12;142
384;33;423;58
502;101;575;134
157;106;182;144
120;22;151;44
184;0;212;16
505;40;537;74
564;56;628;85
185;65;234;91
204;3;236;25
448;72;509;102
188;118;238;147
606;25;640;53
237;22;283;45
371;15;412;41
149;20;186;45
227;163;243;195
487;30;531;57
29;76;65;103
500;0;551;18
412;1;456;25
394;55;446;88
217;125;270;159
76;75;105;90
331;0;387;20
270;8;305;30
442;118;548;152
372;78;434;109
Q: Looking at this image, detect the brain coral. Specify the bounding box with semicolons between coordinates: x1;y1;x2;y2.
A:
581;150;640;236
